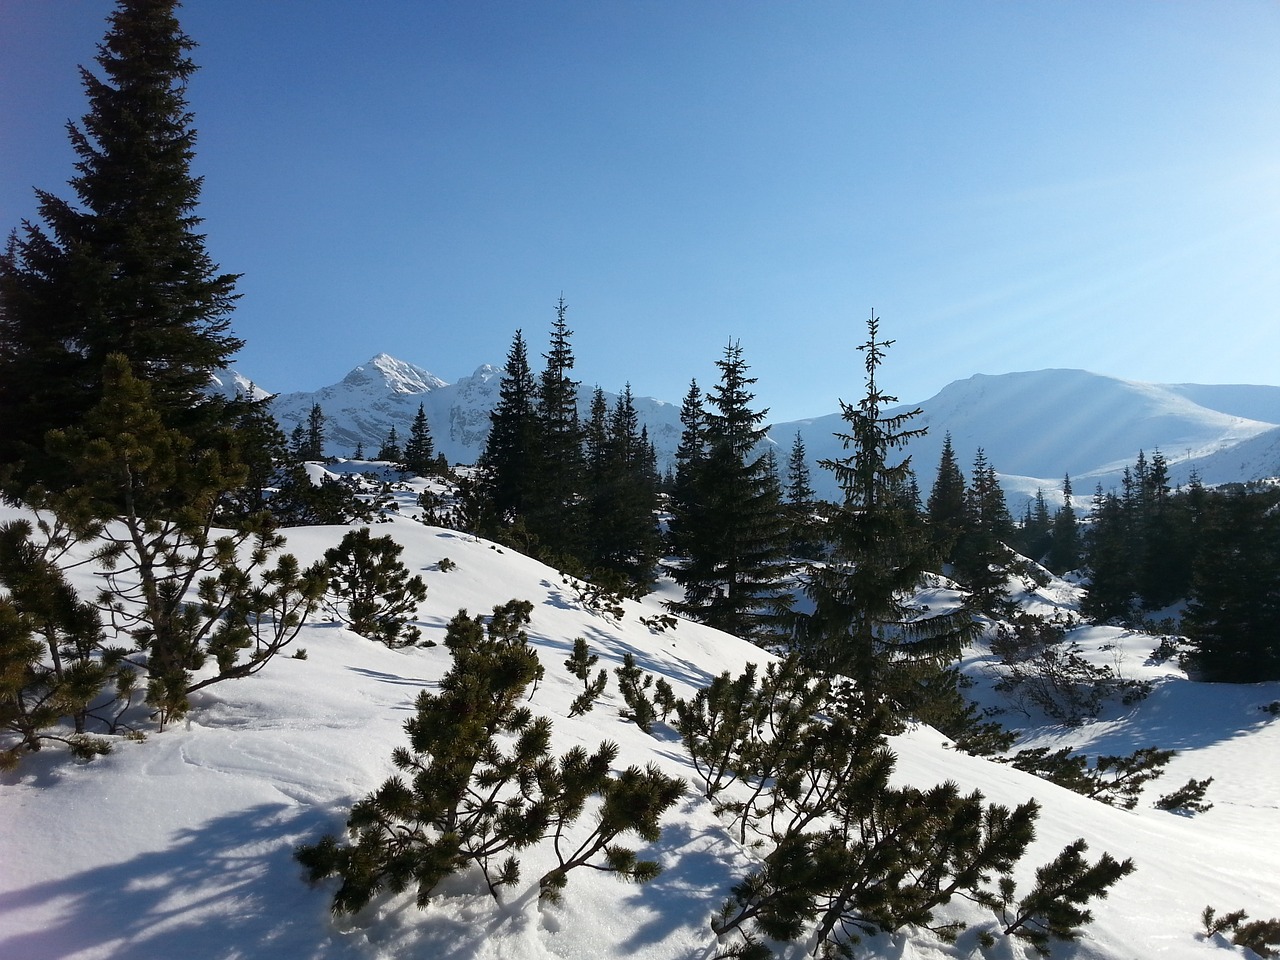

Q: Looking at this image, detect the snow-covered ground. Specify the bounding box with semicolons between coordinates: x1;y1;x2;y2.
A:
2;491;1278;960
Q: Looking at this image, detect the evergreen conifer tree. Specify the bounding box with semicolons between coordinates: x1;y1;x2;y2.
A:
1081;486;1136;622
528;298;586;562
1183;487;1280;681
0;0;242;488
926;432;967;565
664;342;792;643
587;386;660;584
798;314;975;717
477;330;540;536
953;449;1013;612
784;432;819;559
376;426;402;463
401;403;436;476
1045;474;1080;574
296;404;325;461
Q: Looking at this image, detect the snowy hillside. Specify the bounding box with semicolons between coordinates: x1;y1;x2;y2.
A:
252;358;1280;505
3;485;1279;960
773;369;1279;504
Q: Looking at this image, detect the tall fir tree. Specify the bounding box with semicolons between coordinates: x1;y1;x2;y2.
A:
0;0;242;488
925;432;967;565
376;426;402;463
665;343;791;643
1045;474;1080;574
528;298;586;562
953;448;1013;611
477;329;541;536
586;386;661;585
1183;486;1280;681
401;403;436;476
292;403;325;461
784;431;819;559
798;314;975;717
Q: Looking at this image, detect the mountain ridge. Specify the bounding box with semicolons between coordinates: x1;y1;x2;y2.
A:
248;356;1280;504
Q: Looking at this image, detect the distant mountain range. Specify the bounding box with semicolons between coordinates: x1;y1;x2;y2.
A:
212;356;1280;507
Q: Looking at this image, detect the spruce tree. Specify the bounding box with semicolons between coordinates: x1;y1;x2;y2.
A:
798;314;975;717
664;342;792;643
376;426;402;463
784;431;819;559
477;330;540;536
299;403;326;461
0;0;242;488
925;432;967;565
953;449;1013;612
528;298;586;562
1045;474;1080;574
401;404;436;476
1183;486;1280;681
1081;486;1136;622
587;386;660;585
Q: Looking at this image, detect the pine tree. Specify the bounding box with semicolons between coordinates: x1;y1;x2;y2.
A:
925;432;967;565
664;342;792;643
31;355;325;727
376;426;402;463
401;404;436;476
784;431;819;559
1045;474;1080;574
0;0;242;488
1183;487;1280;682
528;298;585;562
1081;486;1136;622
798;313;975;717
477;330;540;535
586;386;660;585
953;449;1013;612
297;403;325;461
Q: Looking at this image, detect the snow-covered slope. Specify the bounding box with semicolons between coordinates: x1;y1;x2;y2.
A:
3;494;1279;960
772;369;1279;504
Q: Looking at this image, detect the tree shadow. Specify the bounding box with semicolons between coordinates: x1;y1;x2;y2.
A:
0;802;360;960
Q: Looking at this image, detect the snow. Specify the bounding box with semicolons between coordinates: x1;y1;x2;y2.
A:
4;496;1279;960
253;358;1280;509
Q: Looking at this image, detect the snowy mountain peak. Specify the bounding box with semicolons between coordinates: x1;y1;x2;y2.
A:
341;354;448;396
206;368;272;402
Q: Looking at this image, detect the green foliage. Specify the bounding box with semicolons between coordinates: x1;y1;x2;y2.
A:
615;652;658;733
296;599;684;914
323;528;427;647
376;426;402;463
0;519;124;766
1007;745;1173;810
702;667;1047;956
992;839;1135;955
266;463;374;526
0;0;242;489
672;655;1134;957
798;315;976;719
1155;777;1214;815
1183;485;1280;682
1203;906;1280;958
582;384;661;586
664;341;793;643
24;357;324;729
562;572;628;622
993;613;1148;724
564;637;608;717
400;404;436;476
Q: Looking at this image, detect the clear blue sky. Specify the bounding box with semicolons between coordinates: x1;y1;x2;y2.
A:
3;2;1278;422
